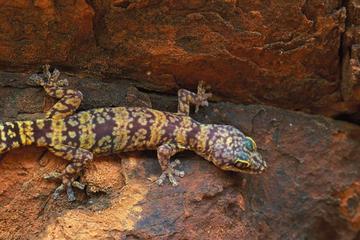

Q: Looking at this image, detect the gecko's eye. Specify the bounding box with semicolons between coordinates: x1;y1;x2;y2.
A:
244;137;256;152
235;152;250;167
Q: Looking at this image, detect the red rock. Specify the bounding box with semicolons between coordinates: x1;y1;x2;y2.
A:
0;1;359;239
0;0;358;117
338;182;360;230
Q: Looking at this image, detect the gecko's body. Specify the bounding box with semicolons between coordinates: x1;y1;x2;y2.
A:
0;66;267;201
1;107;223;156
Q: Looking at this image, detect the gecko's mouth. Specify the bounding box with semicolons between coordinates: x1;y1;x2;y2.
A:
222;152;267;174
246;151;267;173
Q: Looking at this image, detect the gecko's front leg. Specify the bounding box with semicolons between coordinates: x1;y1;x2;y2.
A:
29;64;83;120
156;143;185;186
177;81;212;115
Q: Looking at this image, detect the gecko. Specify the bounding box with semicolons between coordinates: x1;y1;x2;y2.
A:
0;65;267;201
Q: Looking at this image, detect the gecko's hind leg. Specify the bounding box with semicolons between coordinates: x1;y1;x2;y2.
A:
46;145;93;201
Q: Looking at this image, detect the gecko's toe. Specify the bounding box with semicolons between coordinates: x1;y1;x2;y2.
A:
156;172;167;186
56;78;69;87
51;182;84;201
66;185;76;202
49;69;61;83
51;183;76;201
170;159;181;168
72;181;85;190
52;184;65;200
44;171;63;181
171;160;184;177
174;169;185;178
168;173;178;186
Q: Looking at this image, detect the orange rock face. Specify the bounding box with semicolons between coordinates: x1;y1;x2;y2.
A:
0;1;360;239
0;0;358;117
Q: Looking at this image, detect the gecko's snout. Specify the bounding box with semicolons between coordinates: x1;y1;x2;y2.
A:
232;151;267;174
249;151;267;173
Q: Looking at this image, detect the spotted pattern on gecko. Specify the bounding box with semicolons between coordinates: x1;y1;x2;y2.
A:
0;65;267;201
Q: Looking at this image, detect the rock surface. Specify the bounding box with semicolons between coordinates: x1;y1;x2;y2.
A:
0;0;359;117
0;1;360;239
0;93;359;239
340;0;360;123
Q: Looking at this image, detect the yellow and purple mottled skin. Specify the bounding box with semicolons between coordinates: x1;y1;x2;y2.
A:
0;65;267;201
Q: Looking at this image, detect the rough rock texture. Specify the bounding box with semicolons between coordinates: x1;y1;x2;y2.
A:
0;96;359;240
340;0;360;122
0;0;359;118
0;0;360;239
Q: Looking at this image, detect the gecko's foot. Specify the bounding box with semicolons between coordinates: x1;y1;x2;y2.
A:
156;159;185;186
44;171;86;201
28;65;69;87
195;81;212;113
52;183;84;202
52;183;75;201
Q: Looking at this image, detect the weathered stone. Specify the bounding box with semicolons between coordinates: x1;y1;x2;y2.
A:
0;0;94;67
340;0;360;123
0;1;359;239
0;0;358;117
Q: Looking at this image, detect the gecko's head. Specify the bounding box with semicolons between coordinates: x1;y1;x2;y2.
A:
209;126;267;174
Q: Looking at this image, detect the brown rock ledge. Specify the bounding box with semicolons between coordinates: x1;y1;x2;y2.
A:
0;0;359;117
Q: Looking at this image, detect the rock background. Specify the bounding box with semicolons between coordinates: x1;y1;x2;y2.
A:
0;0;359;118
0;0;359;239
